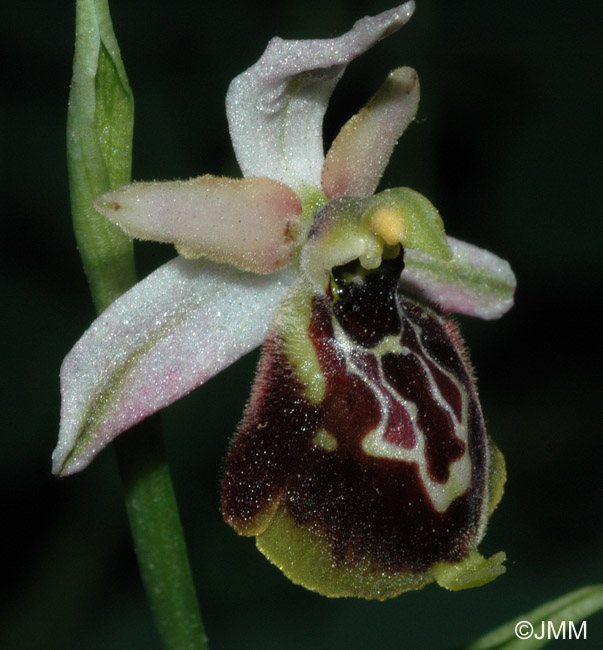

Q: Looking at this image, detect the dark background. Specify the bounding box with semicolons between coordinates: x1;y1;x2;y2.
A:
1;0;602;648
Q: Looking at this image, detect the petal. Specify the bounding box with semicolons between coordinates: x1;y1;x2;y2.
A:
322;67;420;199
226;2;415;191
401;236;516;319
53;257;297;476
95;175;302;274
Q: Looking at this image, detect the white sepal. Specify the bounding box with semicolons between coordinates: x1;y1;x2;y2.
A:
53;257;296;475
226;3;415;191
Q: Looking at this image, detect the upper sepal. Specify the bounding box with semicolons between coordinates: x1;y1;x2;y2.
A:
226;3;415;191
53;257;296;476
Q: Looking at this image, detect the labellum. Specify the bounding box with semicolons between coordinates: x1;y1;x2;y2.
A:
222;194;507;599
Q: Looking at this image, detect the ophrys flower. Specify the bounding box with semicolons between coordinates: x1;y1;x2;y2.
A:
54;2;515;599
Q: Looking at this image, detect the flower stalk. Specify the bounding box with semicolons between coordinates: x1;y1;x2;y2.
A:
115;419;208;650
66;1;207;647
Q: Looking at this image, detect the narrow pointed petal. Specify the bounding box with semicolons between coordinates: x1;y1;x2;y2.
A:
322;67;420;199
95;175;302;274
226;2;415;191
401;237;516;319
53;257;296;476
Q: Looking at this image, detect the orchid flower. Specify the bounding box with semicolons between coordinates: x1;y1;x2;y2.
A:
54;2;516;600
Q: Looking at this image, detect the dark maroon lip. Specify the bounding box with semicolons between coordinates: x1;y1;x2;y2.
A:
223;254;487;575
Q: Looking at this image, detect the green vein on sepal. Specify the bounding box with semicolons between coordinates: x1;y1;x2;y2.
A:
407;254;515;302
58;312;187;475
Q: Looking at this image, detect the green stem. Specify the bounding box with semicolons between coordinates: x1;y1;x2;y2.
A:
116;419;208;650
67;1;208;647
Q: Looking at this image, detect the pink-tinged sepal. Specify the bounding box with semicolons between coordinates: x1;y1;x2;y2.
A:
53;258;296;476
222;251;506;599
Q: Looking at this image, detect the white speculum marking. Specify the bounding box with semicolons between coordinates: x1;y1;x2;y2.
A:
332;304;471;514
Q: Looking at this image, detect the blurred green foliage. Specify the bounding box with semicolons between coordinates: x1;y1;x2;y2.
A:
1;0;602;648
